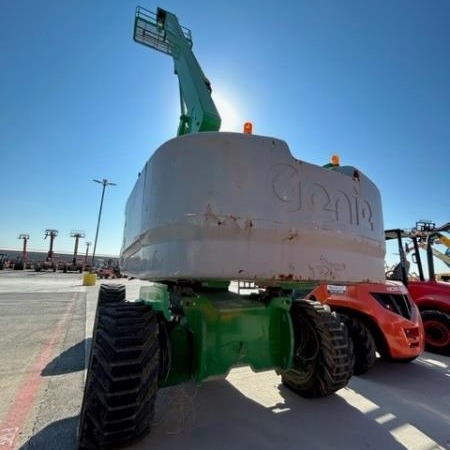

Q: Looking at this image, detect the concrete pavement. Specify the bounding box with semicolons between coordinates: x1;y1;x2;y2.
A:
0;271;449;450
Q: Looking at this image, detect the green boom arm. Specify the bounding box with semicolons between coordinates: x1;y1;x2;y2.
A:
133;6;221;135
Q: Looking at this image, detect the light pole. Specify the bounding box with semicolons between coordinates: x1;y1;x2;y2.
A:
91;178;116;269
84;241;92;265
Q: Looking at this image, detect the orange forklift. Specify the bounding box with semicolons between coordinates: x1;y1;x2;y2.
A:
306;281;424;374
301;160;425;375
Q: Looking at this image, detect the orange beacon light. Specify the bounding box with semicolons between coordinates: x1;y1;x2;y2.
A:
243;122;253;134
331;154;340;166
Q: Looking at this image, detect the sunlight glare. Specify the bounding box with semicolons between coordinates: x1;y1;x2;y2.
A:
340;388;442;449
212;91;242;132
422;358;448;369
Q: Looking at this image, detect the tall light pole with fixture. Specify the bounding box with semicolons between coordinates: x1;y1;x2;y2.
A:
84;241;92;266
91;178;116;269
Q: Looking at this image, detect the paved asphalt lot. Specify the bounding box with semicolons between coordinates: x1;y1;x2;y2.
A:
0;271;449;450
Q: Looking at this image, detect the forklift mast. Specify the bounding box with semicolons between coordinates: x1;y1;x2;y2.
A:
133;6;221;136
387;221;450;283
414;221;450;281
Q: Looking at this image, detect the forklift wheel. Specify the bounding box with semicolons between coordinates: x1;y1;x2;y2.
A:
338;314;376;375
421;310;450;355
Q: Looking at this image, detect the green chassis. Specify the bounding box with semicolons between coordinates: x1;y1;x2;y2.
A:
138;282;316;386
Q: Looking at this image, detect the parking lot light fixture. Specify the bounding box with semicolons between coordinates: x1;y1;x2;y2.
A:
91;178;116;269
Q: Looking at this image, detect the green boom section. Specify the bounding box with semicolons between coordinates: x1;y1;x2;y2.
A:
139;284;294;385
133;6;222;135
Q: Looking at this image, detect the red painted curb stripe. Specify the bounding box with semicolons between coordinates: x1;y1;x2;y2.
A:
0;293;79;449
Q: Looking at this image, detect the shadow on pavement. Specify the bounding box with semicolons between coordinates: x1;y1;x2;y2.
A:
126;374;407;450
348;355;450;447
17;416;78;450
19;357;448;450
17;374;407;450
41;339;90;376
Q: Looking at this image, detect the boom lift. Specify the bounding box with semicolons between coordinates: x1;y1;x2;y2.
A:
431;248;450;269
432;228;450;269
59;231;86;273
386;221;450;355
34;229;58;272
14;233;30;270
133;7;221;136
78;7;386;449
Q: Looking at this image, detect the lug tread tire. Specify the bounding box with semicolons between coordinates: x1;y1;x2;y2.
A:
78;285;160;449
98;284;126;306
281;299;353;398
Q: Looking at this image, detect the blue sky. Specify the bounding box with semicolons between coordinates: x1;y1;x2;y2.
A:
1;0;449;272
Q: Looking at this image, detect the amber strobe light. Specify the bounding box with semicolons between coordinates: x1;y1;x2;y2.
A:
331;154;340;166
243;122;253;134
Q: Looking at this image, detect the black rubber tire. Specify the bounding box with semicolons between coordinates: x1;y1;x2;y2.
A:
338;314;376;375
98;283;126;306
280;299;353;398
78;285;160;449
421;310;450;356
